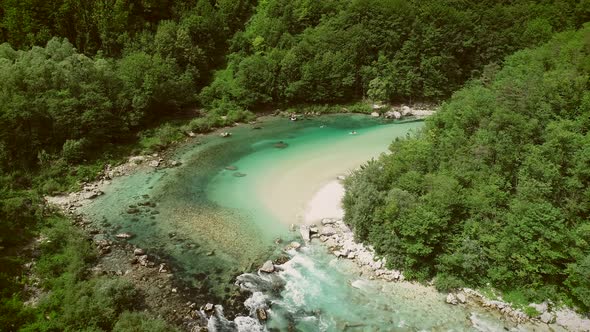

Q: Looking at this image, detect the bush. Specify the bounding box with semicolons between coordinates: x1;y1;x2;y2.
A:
113;311;176;332
434;273;465;291
62;139;88;164
138;123;184;153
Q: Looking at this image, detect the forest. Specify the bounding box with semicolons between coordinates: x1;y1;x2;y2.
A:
344;26;590;311
0;0;589;330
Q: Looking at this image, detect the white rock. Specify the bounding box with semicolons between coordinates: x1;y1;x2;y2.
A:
138;255;149;267
446;293;458;305
401;105;412;115
321;218;336;225
149;160;160;167
529;302;548;314
259;260;274;273
320;226;337;237
300;226;311;242
115;232;133;239
456;293;467;304
284;241;302;251
370;112;380;117
540;312;555;324
158;263;168;273
133;248;145;256
555;309;590;331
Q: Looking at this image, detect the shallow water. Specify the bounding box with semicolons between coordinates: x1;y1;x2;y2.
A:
83;114;522;331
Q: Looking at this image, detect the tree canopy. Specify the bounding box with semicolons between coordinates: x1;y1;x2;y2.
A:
343;25;590;310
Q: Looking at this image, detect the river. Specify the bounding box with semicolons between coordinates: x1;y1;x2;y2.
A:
82;114;523;331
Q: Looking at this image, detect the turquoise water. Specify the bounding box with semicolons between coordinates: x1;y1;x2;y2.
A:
82;114;523;331
83;115;419;299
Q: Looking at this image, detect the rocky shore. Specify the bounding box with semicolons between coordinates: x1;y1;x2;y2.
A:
300;215;590;331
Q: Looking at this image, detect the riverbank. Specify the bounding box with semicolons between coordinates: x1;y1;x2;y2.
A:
300;179;590;331
43;113;425;329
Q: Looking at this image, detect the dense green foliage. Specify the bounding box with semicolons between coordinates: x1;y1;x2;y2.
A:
0;1;255;330
1;0;590;330
0;0;257;172
202;0;588;108
343;26;590;310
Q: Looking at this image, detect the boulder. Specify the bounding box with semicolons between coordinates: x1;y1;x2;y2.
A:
446;293;458;305
133;248;145;256
456;293;467;304
300;226;311;242
83;191;102;200
204;303;214;312
259;260;275;273
129;156;146;164
188;131;196;137
401;105;412;115
309;226;318;234
320;226;337;237
220;132;231;138
284;241;301;251
370;112;380;117
115;232;134;239
336;175;346;181
149;160;160;167
138;255;149;266
256;308;268;321
540;312;555;324
170;160;180;167
158;263;168;273
321;218;336;225
529;302;549;314
384;111;394;118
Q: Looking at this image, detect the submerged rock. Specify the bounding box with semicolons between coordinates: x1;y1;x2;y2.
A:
115;232;134;239
233;172;247;177
225;165;238;171
273;141;289;149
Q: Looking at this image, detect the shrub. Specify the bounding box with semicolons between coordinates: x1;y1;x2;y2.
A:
62;139;88;164
113;311;176;332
